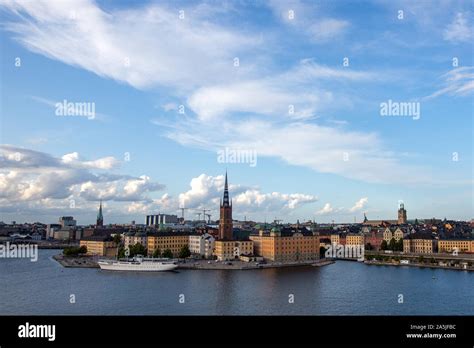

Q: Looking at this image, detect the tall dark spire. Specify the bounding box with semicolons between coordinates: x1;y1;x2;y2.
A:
97;200;104;226
219;171;233;240
222;171;230;207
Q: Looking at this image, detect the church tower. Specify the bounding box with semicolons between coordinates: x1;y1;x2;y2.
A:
219;172;233;240
398;203;407;224
97;200;104;226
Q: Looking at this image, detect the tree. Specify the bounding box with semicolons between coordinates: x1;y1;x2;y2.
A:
319;246;327;258
388;238;396;251
365;243;373;251
178;245;191;259
152;248;161;258
128;243;147;257
380;240;388;251
418;255;425;263
395;239;404;252
117;246;126;259
162;249;173;258
63;246;87;256
112;234;122;245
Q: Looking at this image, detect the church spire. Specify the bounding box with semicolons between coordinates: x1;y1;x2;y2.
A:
222;171;230;207
97;200;104;226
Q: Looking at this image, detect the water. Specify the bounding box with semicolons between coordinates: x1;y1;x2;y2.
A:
0;250;472;315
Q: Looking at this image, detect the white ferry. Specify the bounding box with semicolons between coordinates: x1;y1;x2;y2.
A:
98;255;178;272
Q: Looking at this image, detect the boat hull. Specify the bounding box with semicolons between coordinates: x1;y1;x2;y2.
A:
98;261;178;272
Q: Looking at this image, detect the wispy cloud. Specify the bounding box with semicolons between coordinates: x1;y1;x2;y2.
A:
424;67;474;99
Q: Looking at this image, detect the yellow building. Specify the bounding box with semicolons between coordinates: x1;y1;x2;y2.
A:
250;227;319;262
346;234;365;246
403;237;434;254
80;237;117;257
147;233;192;257
330;234;340;245
438;240;474;254
214;240;254;261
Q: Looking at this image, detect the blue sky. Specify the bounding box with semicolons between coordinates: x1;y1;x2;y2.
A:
0;0;472;224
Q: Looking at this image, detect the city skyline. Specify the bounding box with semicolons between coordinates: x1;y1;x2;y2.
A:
1;0;473;224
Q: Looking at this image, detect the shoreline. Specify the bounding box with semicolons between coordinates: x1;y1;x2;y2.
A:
51;253;334;270
50;252;472;272
363;260;473;272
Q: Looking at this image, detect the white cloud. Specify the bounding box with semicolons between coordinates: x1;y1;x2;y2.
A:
178;173;317;216
316;203;336;215
61;152;119;170
308;19;349;42
349;197;368;213
0;145;164;203
443;13;473;43
1;0;260;91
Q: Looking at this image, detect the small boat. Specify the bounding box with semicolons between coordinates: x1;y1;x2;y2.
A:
98;255;178;272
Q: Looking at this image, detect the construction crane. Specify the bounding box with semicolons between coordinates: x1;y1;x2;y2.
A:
205;214;212;223
196;213;202;221
201;209;211;219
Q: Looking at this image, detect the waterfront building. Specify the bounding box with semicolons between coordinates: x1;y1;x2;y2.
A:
438;239;474;254
346;233;365;246
188;233;215;258
147;232;194;257
214;240;254;261
80;236;117;257
218;172;233;240
398;203;407;224
403;232;435;254
249;226;319;262
96;200;104;226
330;233;346;245
124;231;148;249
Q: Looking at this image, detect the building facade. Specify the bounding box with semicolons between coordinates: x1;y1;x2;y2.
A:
146;214;179;226
250;227;320;262
214;240;254;261
403;235;435;254
80;237;117;257
383;227;404;242
59;216;76;228
147;232;192;257
124;231;148;249
188;233;215;258
438;239;474;254
346;234;365;246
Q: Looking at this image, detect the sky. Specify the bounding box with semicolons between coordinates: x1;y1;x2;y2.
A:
0;0;472;225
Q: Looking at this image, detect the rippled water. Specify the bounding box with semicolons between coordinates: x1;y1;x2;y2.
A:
0;250;472;315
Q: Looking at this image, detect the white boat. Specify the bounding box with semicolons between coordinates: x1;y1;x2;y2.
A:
98;255;178;272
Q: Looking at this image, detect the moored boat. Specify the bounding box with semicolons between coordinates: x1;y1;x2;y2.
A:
98;255;178;272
